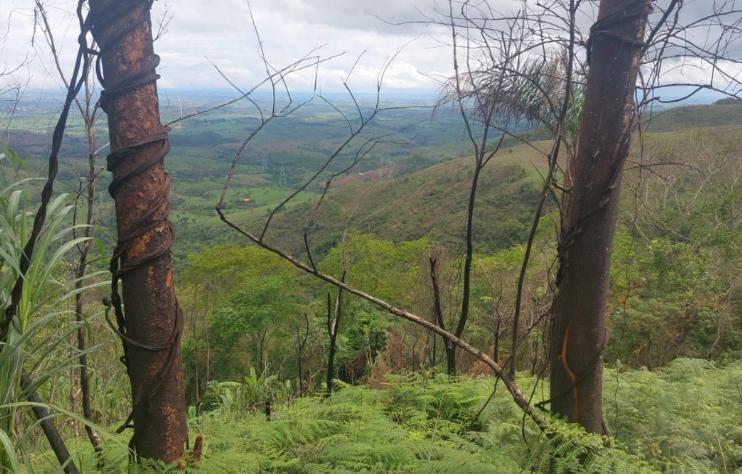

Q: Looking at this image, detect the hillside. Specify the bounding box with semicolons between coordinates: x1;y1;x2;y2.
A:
7;96;741;474
644;98;742;131
241;111;741;258
6;98;739;263
256;143;551;255
5;0;742;470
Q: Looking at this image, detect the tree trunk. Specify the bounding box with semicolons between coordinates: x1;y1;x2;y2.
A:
550;0;651;434
297;350;304;396
21;375;79;474
429;257;456;375
296;314;309;396
429;332;437;368
326;285;343;397
326;334;338;395
74;117;102;456
444;342;456;376
89;0;187;463
493;318;501;364
452;164;483;376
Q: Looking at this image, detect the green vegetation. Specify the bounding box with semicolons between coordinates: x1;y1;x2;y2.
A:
646;99;742;131
0;165;105;469
3;98;740;472
262;151;546;255
29;360;741;473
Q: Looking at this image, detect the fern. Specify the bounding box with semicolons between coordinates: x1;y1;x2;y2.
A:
61;361;741;473
525;420;657;473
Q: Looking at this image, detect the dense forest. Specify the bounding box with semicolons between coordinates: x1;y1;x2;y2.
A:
0;0;740;472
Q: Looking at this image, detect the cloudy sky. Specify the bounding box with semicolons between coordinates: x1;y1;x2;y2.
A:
0;0;739;99
0;0;464;93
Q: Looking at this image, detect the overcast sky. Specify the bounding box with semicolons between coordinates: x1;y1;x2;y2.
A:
1;0;461;94
1;0;739;100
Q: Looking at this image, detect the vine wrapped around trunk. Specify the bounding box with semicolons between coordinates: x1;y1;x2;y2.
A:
89;0;187;463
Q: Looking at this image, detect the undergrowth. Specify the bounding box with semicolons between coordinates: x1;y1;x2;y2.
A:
29;359;741;473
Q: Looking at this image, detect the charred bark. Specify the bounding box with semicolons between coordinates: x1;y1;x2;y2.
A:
550;0;651;434
325;273;346;397
295;313;310;396
21;375;80;474
73;94;103;461
429;257;456;375
89;0;187;463
32;2;102;452
450;163;485;376
493;317;502;364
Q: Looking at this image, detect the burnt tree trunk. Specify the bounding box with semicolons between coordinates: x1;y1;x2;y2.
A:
296;313;309;396
550;0;651;434
325;273;345;397
444;344;456;376
493;317;501;364
450;164;484;376
429;257;456;375
89;0;187;463
21;375;80;474
74;94;102;458
325;294;338;397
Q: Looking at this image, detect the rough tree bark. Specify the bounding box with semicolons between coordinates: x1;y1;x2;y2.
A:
550;0;651;433
89;0;187;463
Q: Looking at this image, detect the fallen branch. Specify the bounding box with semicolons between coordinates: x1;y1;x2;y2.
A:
216;207;548;432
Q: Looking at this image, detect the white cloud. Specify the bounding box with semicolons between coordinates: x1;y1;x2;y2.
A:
2;0;738;98
0;0;454;93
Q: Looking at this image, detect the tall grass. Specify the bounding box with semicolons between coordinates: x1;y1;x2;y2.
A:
0;162;106;470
